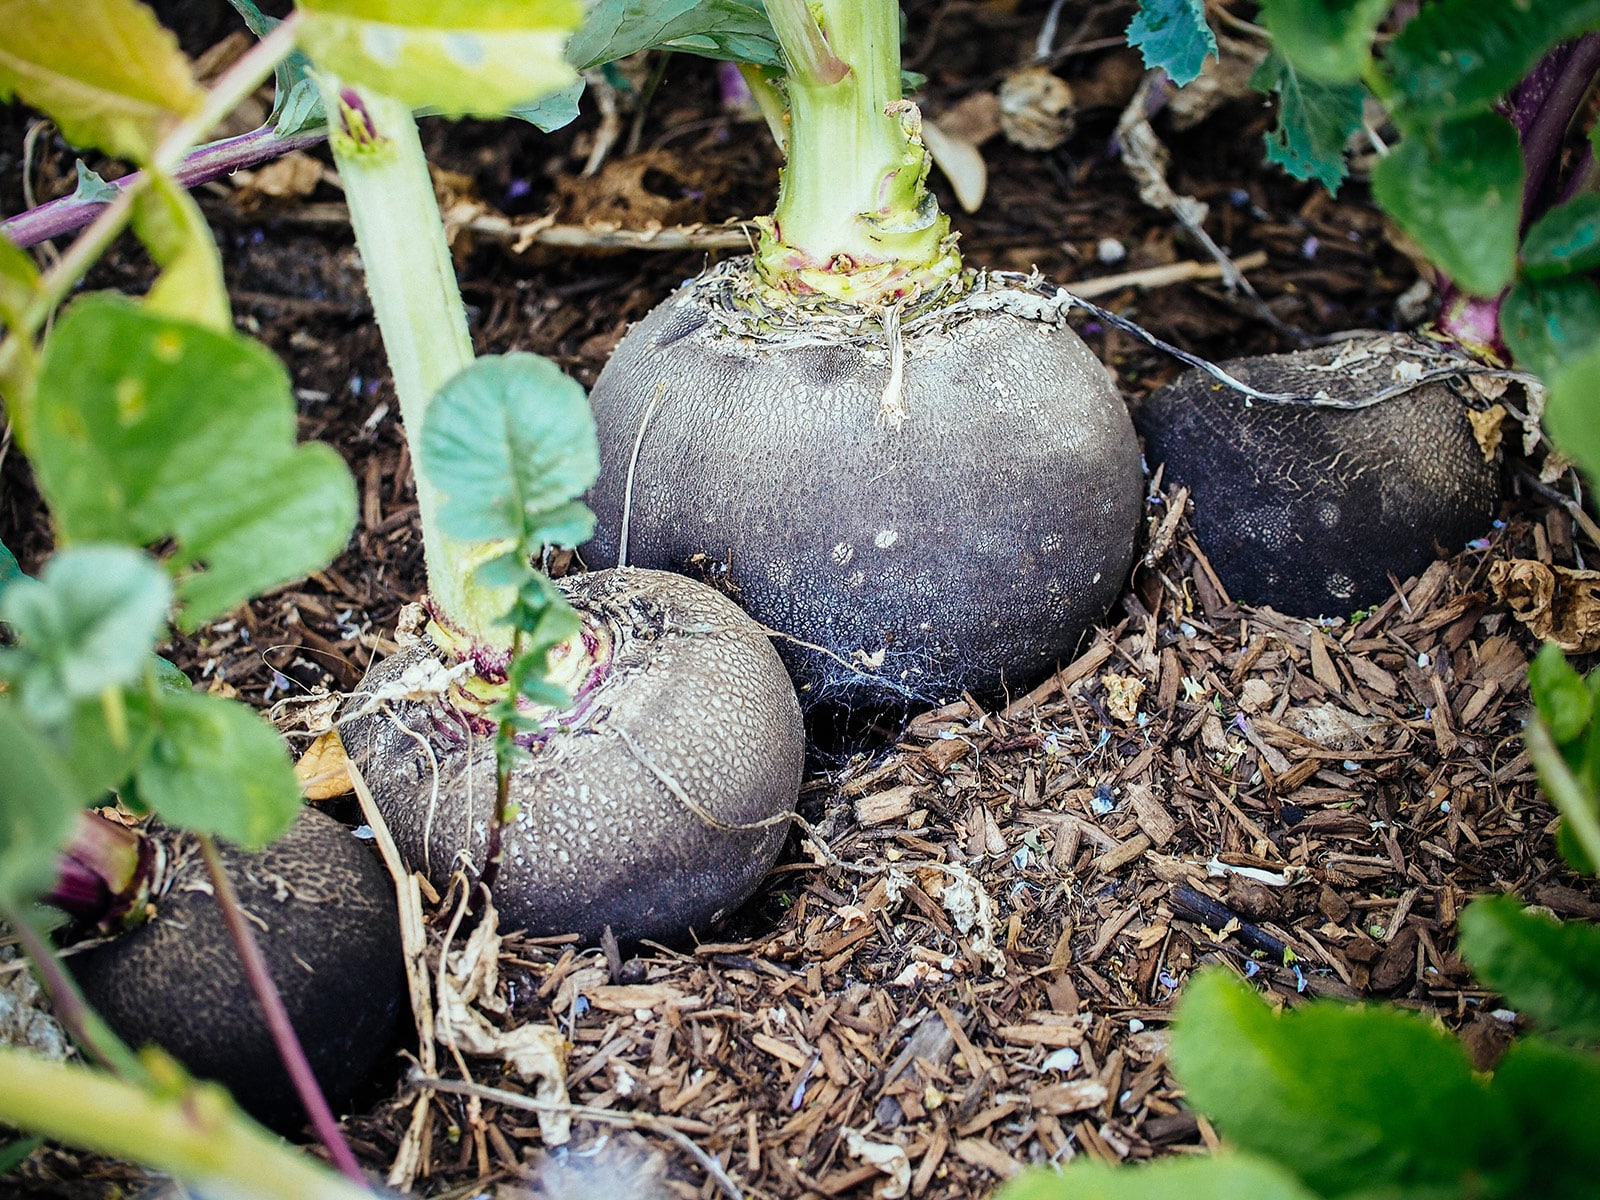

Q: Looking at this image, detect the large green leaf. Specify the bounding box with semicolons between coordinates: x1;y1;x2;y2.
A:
0;700;84;908
1501;276;1600;383
30;296;356;631
0;537;21;600
419;353;599;549
1126;0;1217;87
0;0;205;163
998;1154;1320;1200
1252;49;1365;194
0;546;171;726
1460;895;1600;1044
127;689;301;848
1256;0;1391;83
296;0;582;118
1489;1038;1600;1198
0;231;40;331
565;0;783;72
1171;970;1522;1198
1521;194;1600;283
1370;114;1522;297
1548;343;1600;488
1528;642;1596;748
1387;0;1600;124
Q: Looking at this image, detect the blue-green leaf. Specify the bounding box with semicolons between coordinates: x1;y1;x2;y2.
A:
1461;894;1600;1044
1387;0;1600;124
1171;970;1521;1198
71;161;119;204
0;537;21;600
508;77;585;132
1257;0;1391;83
419;352;599;548
1126;0;1216;87
565;0;783;72
1521;194;1600;283
0;546;170;726
1501;276;1600;383
997;1154;1320;1200
1251;49;1365;194
30;296;357;631
1370;114;1522;297
127;689;301;848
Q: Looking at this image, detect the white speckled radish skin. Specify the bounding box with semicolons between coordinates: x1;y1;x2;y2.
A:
1137;334;1501;617
337;568;803;946
584;261;1145;707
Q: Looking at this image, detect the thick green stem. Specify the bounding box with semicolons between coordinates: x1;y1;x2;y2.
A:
757;0;960;304
315;81;513;652
0;1046;374;1199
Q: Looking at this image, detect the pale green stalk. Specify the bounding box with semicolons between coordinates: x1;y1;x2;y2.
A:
0;1046;373;1200
314;81;513;651
756;0;960;304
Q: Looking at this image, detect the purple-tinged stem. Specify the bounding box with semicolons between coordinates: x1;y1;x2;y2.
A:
1;124;327;250
1513;33;1600;232
2;902;148;1082
197;836;368;1188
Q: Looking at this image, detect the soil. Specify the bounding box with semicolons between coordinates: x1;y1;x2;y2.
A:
3;3;1597;1198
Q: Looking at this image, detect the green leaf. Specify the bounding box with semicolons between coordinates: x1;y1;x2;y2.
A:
997;1154;1320;1200
508;77;585;133
30;296;356;630
1501;277;1600;383
128;688;300;848
1257;0;1392;83
0;0;205;163
1460;894;1600;1044
273;75;326;137
1548;343;1600;488
71;161;119;205
1489;1038;1600;1197
1521;194;1600;283
1529;643;1595;746
132;173;230;332
1370;114;1522;297
1252;49;1365;194
1171;969;1521;1198
565;0;784;72
296;0;582;118
1387;0;1600;123
0;699;85;908
0;1136;44;1177
0;230;41;330
419;352;600;548
0;546;171;726
1126;0;1217;86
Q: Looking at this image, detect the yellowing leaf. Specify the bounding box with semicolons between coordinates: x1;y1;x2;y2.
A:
295;728;355;800
134;173;230;332
0;0;204;163
297;0;581;117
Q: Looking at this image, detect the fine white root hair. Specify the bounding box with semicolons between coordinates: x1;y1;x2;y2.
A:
617;381;668;569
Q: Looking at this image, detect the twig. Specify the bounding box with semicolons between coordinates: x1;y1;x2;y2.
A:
347;750;439;1193
1072;250;1266;299
411;1072;744;1200
197;834;366;1186
1170;883;1292;964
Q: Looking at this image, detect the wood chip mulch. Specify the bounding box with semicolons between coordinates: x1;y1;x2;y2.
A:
324;482;1598;1200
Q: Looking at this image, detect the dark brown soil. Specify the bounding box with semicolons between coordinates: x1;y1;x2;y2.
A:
3;3;1596;1198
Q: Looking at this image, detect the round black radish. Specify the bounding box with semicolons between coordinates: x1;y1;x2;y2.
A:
67;807;404;1133
1136;335;1501;617
337;567;804;947
583;261;1144;709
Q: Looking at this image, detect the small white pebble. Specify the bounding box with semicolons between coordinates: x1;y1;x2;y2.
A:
1096;237;1127;264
